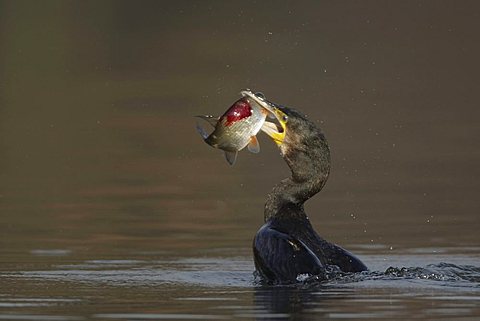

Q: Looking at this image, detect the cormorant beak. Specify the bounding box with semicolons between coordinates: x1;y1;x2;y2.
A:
240;89;287;146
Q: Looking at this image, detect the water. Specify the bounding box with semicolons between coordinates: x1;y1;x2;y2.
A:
1;1;479;320
1;253;480;319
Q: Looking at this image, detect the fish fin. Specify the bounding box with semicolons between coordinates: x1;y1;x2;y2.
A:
260;121;280;136
195;122;209;140
247;136;260;154
195;115;219;128
224;151;238;165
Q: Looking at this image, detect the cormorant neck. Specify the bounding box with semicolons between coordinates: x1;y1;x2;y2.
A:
264;131;330;221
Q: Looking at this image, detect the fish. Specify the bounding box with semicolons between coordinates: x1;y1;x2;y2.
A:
196;89;276;165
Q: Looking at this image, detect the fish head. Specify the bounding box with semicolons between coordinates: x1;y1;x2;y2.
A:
240;90;287;146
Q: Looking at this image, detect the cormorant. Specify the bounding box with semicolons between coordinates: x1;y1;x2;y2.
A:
253;98;368;284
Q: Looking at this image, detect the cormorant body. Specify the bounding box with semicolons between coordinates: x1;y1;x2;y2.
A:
253;103;367;284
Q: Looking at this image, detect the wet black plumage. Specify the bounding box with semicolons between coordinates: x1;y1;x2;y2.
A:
253;105;367;284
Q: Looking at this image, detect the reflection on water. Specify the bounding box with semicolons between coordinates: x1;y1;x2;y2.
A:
15;257;255;288
2;254;480;320
1;1;480;320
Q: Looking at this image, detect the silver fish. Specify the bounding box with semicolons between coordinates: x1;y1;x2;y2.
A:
196;89;275;165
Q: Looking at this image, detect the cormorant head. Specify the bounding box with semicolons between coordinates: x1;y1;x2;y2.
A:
260;98;331;185
242;90;331;214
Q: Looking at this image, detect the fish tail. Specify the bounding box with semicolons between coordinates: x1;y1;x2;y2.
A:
196;122;209;140
195;115;218;128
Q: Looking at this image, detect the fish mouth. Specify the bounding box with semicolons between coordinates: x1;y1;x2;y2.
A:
240;89;287;145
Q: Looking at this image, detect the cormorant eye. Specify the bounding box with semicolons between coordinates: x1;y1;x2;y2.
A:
255;92;266;100
282;115;288;122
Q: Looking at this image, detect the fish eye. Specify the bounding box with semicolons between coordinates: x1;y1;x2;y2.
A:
282;115;288;122
255;92;266;100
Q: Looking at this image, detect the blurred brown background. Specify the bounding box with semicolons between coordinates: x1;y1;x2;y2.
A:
0;1;479;258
